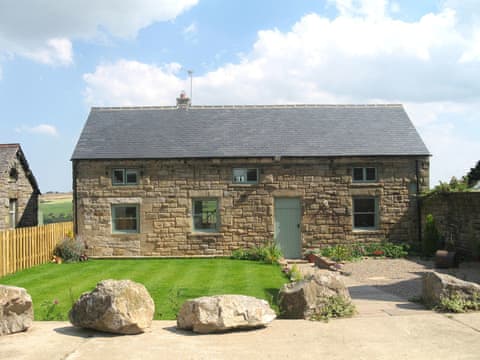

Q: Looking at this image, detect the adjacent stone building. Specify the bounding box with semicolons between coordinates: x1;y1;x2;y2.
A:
72;101;429;258
0;144;40;230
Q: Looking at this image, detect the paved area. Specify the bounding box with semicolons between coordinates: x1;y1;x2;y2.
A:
1;315;480;360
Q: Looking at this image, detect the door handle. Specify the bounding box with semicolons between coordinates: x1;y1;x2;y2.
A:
297;224;300;228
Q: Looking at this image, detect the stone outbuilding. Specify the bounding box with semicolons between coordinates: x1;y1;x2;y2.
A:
0;144;40;230
71;99;429;258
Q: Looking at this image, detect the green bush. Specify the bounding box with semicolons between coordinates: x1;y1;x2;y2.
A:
310;295;356;321
436;292;480;313
54;237;86;263
423;214;440;256
320;242;409;261
231;243;283;264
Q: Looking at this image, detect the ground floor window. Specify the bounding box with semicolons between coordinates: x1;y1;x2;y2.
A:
192;198;219;232
112;204;139;233
9;199;17;229
353;197;378;230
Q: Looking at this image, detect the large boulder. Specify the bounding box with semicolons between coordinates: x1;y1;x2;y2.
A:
0;285;33;336
69;279;154;334
422;272;480;307
177;295;276;334
278;272;351;319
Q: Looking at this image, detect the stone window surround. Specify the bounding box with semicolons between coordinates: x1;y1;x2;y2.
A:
109;198;142;235
232;168;259;184
111;168;140;186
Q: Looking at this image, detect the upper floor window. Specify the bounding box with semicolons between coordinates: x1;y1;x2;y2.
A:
9;199;17;229
9;168;18;182
233;168;258;184
352;167;377;182
112;168;138;185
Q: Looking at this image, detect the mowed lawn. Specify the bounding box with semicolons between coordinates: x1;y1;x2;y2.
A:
0;259;287;320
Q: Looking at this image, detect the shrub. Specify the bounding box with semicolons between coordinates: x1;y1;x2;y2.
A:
436;292;480;313
286;264;304;282
310;295;356;321
321;242;409;261
230;243;283;264
423;214;440;256
54;237;86;263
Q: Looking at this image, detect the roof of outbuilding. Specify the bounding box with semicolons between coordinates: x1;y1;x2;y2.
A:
71;104;430;160
0;144;40;193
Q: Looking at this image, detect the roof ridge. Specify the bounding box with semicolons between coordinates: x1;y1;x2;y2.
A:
91;104;404;111
0;143;20;148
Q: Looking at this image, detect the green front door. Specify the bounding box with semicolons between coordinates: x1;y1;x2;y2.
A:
274;198;301;259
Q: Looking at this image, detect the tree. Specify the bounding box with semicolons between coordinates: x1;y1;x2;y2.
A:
466;160;480;187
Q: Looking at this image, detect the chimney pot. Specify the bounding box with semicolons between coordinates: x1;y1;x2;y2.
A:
176;91;191;109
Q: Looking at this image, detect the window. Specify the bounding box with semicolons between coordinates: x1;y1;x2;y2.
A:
233;168;258;184
9;168;18;182
112;168;138;185
112;204;139;233
9;199;17;229
352;167;377;182
353;197;378;230
192;199;219;232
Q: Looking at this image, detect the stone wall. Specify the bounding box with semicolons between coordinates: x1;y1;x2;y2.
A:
0;154;38;230
73;156;429;257
421;192;480;258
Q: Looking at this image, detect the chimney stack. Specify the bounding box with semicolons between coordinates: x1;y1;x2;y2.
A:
176;91;191;109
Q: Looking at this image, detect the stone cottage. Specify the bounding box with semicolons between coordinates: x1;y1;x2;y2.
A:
71;99;429;258
0;144;40;230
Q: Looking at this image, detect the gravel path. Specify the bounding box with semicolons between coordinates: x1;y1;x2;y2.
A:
341;257;480;300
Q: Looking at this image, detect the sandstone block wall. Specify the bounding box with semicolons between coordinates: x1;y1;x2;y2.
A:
0;155;38;230
73;156;429;257
422;192;480;258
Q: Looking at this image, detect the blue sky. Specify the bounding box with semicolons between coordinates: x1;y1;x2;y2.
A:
0;0;479;192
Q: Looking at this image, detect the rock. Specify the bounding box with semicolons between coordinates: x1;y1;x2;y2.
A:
69;279;154;334
0;285;33;336
278;272;351;319
422;272;480;307
177;295;276;334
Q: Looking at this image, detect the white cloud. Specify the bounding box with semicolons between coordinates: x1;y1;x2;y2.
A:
16;124;59;137
0;0;197;66
183;22;198;36
83;0;480;186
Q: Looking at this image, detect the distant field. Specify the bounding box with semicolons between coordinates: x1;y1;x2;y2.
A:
39;193;73;224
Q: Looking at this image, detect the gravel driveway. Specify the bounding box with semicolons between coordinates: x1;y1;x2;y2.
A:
341;257;480;300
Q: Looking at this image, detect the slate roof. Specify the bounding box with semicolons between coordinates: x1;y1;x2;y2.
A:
71;104;429;160
0;144;40;193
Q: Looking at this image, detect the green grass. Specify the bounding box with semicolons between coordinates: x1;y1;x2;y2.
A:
39;199;73;223
0;259;287;320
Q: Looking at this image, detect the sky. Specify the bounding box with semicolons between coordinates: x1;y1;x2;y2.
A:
0;0;479;192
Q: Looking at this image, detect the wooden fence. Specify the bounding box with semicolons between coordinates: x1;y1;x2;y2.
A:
0;222;73;277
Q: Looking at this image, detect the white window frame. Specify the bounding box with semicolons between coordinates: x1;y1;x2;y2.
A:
352;197;378;230
352;167;377;182
111;204;140;233
112;168;139;186
232;168;259;184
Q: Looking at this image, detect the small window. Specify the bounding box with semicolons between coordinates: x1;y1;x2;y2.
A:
352;167;377;182
233;168;258;184
9;168;18;182
112;168;138;185
9;199;17;229
353;197;378;230
112;204;139;233
192;199;219;232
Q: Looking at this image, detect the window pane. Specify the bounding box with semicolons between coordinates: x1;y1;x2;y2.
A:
233;169;246;183
366;167;376;181
113;169;124;184
353;168;364;181
193;199;218;231
125;169;138;184
246;168;258;182
354;198;375;213
354;214;375;228
113;205;138;232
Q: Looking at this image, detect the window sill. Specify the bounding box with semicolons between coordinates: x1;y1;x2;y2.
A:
352;229;382;234
228;183;258;188
111;232;140;236
350;182;382;187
